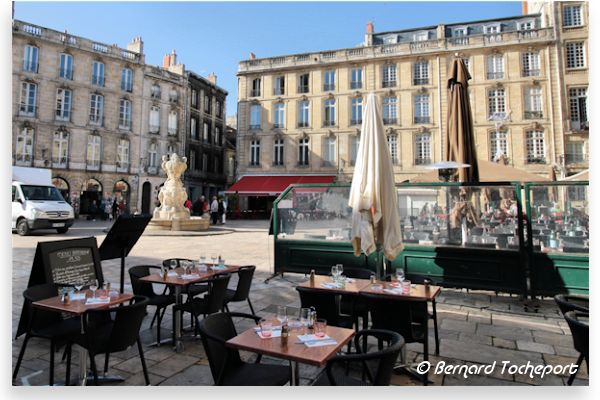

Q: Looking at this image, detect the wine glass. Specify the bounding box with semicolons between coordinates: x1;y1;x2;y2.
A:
276;306;287;325
336;264;344;280
170;259;178;270
102;281;111;298
395;268;405;283
199;254;206;267
89;279;98;299
211;255;217;267
74;280;84;295
330;265;339;282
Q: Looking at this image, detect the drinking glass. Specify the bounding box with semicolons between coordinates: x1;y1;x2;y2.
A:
74;280;84;294
89;279;99;299
259;319;272;338
331;265;339;281
336;264;344;279
211;255;217;267
101;282;111;298
199;255;206;268
401;280;411;295
276;306;287;325
170;259;178;270
299;308;310;334
395;268;405;283
314;319;327;338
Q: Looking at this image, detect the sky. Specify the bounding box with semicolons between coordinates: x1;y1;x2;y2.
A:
14;1;523;117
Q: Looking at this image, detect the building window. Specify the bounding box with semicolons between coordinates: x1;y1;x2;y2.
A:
52;131;69;167
92;61;105;86
298;138;309;166
486;54;504;80
413;60;429;85
383;96;397;125
151;83;161;99
415;133;431;165
204;95;211;113
121;68;133;92
119;99;132;129
382;64;397;88
149;105;160;133
215;126;222;145
524;87;543;119
273;138;284;166
228;156;235;178
298;100;310;128
569;87;588;130
350;67;362;89
526;130;546;164
23;45;38;73
168;110;177;135
202;153;208;171
522;51;540;77
323;136;336;166
351;97;363;125
214;156;221;174
117;139;129;170
566;42;585;69
89;94;104;125
250;104;261;129
566;142;585;164
251;77;261;97
487;88;506;120
489;130;508;161
148;142;158;169
563;4;583;27
191;89;197;107
273;103;285;128
191;118;198;140
59;53;73;80
203;121;211;143
484;24;501;34
189;150;196;171
387;135;398;164
55;88;72;121
216;100;222;118
324;98;336;127
86;135;101;169
298;73;309;93
323;70;335;91
167;144;176;156
19;81;37;116
15;127;34;166
274;76;285;95
414;94;430;124
413;31;429;41
518;20;535;31
350;135;359;166
452;28;469;45
250;140;260;166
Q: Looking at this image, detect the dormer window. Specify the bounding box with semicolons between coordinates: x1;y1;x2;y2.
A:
413;31;429;42
383;35;397;44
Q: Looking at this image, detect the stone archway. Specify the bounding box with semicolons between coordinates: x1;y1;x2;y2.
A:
52;176;70;203
80;178;103;215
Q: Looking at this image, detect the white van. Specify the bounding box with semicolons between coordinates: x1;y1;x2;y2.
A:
12;167;74;236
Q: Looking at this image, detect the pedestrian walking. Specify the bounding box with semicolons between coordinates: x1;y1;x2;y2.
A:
218;198;225;225
112;197;119;220
105;197;114;221
210;196;219;225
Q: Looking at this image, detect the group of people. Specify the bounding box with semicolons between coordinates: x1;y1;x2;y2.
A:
87;196;124;221
184;195;227;225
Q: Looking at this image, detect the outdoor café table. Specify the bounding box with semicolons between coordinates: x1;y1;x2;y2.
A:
226;321;355;386
140;264;241;352
296;274;372;294
32;290;133;386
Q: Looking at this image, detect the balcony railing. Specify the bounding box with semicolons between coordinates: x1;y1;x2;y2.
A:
382;80;396;88
523;69;540;77
486;72;504;80
323;83;335;91
149;125;160;134
569;120;589;131
350;119;362;126
323;120;336;127
92;75;105;86
273;123;284;129
350;81;362;89
565;153;588;164
414;116;430;124
19;106;37;117
273;87;285;95
297;121;310;128
86;161;101;171
52;157;68;168
249;124;261;130
413;78;429;85
526;157;546;164
119;120;132;130
56;111;71;121
250;90;261;97
59;68;73;80
23;62;39;73
383;118;397;125
298;85;309;94
168;128;177;136
415;158;432;165
524;111;543;120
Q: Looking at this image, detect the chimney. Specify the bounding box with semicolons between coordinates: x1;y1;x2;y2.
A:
249;52;256;60
163;53;171;68
366;21;374;33
127;36;144;54
522;1;528;15
364;21;374;46
170;49;177;66
208;73;217;85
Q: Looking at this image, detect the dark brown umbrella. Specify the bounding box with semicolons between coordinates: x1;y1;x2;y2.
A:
549;166;558;204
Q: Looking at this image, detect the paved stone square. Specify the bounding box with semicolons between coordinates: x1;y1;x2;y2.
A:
11;219;588;386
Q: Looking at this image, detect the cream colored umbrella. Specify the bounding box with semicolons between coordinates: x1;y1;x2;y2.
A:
349;93;403;277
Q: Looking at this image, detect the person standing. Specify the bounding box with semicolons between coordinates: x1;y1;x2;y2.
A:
210;196;219;225
105;196;114;221
184;197;192;211
112;197;119;220
217;198;225;225
192;196;202;216
221;198;228;224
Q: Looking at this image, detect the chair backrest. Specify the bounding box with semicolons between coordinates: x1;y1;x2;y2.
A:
361;293;427;344
128;265;160;298
204;273;232;314
554;294;589;315
344;268;374;280
296;286;344;327
162;258;194;269
230;266;256;302
563;311;589;357
22;283;62;332
83;295;149;353
197;313;243;385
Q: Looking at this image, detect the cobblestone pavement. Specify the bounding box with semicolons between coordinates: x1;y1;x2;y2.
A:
11;219;588;386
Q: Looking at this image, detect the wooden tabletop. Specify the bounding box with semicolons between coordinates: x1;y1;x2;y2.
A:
226;323;355;367
140;264;241;286
32;290;134;316
296;275;372;294
359;281;441;301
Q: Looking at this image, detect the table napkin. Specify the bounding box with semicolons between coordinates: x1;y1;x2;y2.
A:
321;282;343;289
297;334;332;342
255;329;282;339
167;271;178;277
304;339;338;347
181;274;200;280
383;288;404;295
211;265;227;270
85;297;110;305
70;292;86;301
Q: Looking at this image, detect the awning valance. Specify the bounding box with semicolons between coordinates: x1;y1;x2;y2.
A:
224;175;336;196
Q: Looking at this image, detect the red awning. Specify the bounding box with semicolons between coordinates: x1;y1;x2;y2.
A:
224;175;336;196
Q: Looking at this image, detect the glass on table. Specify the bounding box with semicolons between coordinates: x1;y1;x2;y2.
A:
330;265;339;281
314;319;327;338
336;264;344;279
169;259;178;270
100;282;110;299
276;306;287;325
211;255;217;267
299;307;310;333
73;280;85;294
259;319;272;338
395;268;405;283
89;279;99;298
401;280;411;294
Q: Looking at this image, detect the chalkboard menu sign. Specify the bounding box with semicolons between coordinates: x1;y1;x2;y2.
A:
48;247;97;285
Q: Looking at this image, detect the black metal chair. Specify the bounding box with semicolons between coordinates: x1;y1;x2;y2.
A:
563;311;589;385
197;312;290;385
13;283;81;386
313;329;404;386
65;295;151;386
361;292;430;385
129;265;176;345
340;268;373;331
296;286;354;330
223;265;257;315
554;294;589;315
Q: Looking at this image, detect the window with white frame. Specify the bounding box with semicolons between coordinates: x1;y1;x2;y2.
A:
148;142;158;168
382;64;397;87
274;76;285;95
228;156;235;178
251;77;261;97
413;31;429;41
52;131;69;166
55;88;72;121
415;133;431;165
452;28;469;45
324;98;336;127
566;142;585;164
350;135;359;166
563;4;583;27
92;61;105;86
414;94;430;124
526;130;546;164
323;70;335;91
191;117;198;140
566;42;585;68
522;51;540;77
387;135;398;164
250;104;261;129
23;45;38;73
524;87;543;119
119;99;132;129
149;105;160;133
117;139;129;169
383;96;397;124
351;67;362;89
383;35;397;44
86;135;101;169
121;68;133;92
323;136;336;166
486;54;504;79
59;53;73;80
351;97;363;125
489;130;508;161
168;110;178;135
518;20;535;30
484;25;501;34
413;60;429;85
203;121;209;142
19;81;37;116
89;94;104;125
250;140;260;166
15;127;34;166
274;103;285;128
298;137;310;166
488;88;506;119
273;138;284;166
569;87;588;130
298;100;310;127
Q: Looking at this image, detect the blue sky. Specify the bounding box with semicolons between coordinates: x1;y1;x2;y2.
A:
14;1;522;116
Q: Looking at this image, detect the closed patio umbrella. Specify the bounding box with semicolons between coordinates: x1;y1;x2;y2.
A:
349;93;403;277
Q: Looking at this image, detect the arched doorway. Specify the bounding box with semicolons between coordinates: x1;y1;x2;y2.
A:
113;180;130;214
141;181;151;214
52;177;70;203
80;178;102;216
